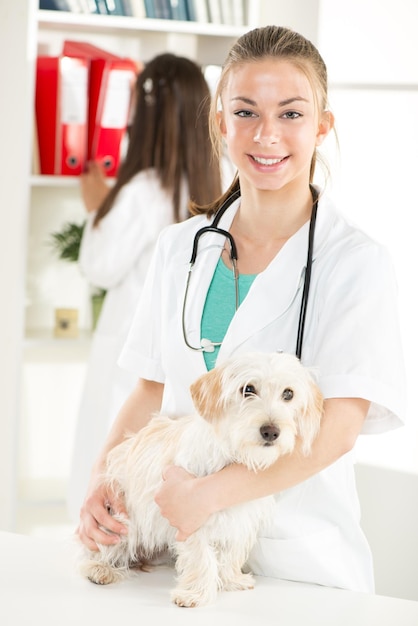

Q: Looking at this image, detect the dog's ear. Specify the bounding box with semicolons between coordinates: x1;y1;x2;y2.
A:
297;380;324;456
189;367;225;421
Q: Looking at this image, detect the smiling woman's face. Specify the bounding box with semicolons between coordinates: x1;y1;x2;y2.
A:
218;58;332;194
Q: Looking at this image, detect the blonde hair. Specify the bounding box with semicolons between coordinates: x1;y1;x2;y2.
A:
192;25;330;217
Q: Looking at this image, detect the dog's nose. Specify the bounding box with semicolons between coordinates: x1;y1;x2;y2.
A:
260;424;280;442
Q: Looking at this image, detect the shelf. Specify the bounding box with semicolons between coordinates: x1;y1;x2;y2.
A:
31;175;79;187
30;175;116;188
24;328;93;346
24;330;93;362
38;9;250;38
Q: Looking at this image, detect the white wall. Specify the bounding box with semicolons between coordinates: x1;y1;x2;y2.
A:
355;463;418;601
259;0;320;44
318;0;418;85
0;0;37;531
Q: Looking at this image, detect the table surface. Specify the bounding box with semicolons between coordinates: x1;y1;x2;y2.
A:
1;531;418;626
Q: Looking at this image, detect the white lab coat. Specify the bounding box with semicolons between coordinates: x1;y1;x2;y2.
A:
67;169;188;521
118;191;406;593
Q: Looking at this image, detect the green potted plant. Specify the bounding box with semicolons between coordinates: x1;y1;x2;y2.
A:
49;221;106;330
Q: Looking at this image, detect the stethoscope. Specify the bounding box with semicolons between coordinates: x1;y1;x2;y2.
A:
181;187;318;360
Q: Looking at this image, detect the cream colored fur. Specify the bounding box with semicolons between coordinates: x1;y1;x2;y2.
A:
79;351;323;607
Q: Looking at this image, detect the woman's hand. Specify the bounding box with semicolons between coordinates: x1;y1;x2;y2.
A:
80;161;109;214
155;466;213;541
77;380;165;551
77;479;128;551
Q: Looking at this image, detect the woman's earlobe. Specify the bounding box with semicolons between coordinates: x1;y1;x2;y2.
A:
217;110;227;136
316;110;334;146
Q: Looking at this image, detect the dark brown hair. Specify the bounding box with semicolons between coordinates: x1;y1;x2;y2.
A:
94;53;222;226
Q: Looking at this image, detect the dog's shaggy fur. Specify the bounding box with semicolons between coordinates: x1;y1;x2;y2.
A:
79;352;323;607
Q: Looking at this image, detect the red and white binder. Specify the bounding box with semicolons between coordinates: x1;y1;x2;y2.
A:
63;41;139;177
35;55;89;176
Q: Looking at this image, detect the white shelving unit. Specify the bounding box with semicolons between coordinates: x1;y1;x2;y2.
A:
38;9;256;36
30;2;261;331
36;7;258;67
0;0;261;530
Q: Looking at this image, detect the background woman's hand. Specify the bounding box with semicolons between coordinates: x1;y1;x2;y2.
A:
80;161;109;214
77;479;128;551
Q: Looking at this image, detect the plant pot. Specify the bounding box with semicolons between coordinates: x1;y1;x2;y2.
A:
54;308;79;338
91;292;105;331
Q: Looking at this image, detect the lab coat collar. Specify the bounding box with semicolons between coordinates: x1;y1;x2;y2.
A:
219;221;311;360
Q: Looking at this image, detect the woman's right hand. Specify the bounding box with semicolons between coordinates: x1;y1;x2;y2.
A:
80;161;109;214
77;479;129;551
77;379;164;551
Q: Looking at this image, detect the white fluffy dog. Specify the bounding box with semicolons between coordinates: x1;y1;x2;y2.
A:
79;351;323;607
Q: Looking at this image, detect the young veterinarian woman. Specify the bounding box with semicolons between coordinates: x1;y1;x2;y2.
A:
77;26;406;594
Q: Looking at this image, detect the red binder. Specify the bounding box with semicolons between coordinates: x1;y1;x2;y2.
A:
62;41;139;177
35;55;89;175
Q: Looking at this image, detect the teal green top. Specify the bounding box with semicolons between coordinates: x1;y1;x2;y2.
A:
201;258;257;370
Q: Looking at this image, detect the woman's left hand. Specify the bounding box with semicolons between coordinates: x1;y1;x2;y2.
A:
155;466;212;541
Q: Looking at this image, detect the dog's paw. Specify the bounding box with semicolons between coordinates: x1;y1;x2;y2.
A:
222;571;255;591
80;561;123;585
171;586;215;608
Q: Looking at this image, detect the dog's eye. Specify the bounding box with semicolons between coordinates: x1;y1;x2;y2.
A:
241;384;257;398
282;388;294;401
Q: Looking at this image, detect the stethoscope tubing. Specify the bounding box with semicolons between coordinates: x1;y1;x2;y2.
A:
183;187;318;361
295;198;318;359
189;189;241;265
